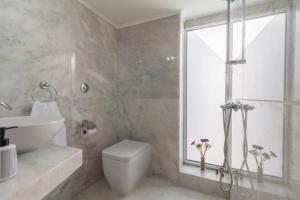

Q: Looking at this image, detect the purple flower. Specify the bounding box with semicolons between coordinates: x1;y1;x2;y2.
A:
191;141;195;145
200;139;209;143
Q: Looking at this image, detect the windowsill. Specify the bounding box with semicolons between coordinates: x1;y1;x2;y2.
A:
180;165;295;199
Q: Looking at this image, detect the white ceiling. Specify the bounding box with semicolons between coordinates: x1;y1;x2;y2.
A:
78;0;272;28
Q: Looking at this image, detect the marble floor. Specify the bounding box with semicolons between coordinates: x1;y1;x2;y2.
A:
74;177;225;200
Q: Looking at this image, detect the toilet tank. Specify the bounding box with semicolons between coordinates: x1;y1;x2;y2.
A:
102;140;151;195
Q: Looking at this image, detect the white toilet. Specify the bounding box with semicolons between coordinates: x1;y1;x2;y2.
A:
102;140;151;195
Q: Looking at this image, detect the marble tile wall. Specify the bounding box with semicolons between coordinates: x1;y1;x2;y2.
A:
3;0;299;199
0;0;128;199
289;4;300;198
117;15;181;180
64;2;129;198
0;0;72;119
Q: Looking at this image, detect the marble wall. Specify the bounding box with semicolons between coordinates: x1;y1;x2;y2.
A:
3;0;299;199
0;1;181;198
117;15;181;180
0;0;128;199
65;1;129;197
289;3;300;198
0;0;72;118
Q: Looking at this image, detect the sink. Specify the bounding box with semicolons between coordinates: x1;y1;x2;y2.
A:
0;116;64;153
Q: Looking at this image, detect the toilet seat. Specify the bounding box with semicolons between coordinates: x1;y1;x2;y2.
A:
102;140;150;162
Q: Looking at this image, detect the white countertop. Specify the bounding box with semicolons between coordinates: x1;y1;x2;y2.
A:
0;145;82;200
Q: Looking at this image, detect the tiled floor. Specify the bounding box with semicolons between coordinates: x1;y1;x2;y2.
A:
75;177;225;200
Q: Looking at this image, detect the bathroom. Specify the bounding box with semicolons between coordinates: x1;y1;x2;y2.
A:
0;0;299;199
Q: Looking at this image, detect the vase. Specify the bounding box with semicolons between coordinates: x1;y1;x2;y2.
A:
200;156;205;171
257;166;264;183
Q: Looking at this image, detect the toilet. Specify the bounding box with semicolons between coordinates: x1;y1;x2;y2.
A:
102;140;151;195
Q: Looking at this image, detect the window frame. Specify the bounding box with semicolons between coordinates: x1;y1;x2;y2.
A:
183;11;290;183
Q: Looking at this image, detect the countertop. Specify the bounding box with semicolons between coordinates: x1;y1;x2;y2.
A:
0;144;82;200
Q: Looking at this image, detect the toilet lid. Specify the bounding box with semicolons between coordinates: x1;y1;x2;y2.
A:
102;140;150;162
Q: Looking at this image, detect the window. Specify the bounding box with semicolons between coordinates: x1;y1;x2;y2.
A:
184;13;286;178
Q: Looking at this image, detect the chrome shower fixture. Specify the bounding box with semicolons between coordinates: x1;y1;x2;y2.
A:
225;0;247;65
220;101;255;111
220;100;255;197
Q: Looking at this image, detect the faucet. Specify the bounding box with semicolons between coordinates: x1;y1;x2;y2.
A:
0;102;12;110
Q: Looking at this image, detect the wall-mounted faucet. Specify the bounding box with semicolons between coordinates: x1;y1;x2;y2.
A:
0;102;12;110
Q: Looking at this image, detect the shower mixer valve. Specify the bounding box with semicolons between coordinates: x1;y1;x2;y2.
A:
220;101;255;111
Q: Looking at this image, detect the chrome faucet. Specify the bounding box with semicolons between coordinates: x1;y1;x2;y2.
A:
0;102;12;110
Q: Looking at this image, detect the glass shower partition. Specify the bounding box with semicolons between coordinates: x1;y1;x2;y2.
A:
185;0;300;200
229;1;300;200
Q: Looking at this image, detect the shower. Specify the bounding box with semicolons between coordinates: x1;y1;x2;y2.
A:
220;102;254;197
184;0;298;198
219;0;255;197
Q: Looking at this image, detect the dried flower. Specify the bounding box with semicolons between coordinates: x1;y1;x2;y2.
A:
205;143;212;149
270;151;277;158
249;145;277;169
263;153;271;160
249;150;259;157
252;145;264;151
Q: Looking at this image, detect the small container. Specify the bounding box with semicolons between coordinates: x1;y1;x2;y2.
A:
0;127;18;182
200;156;205;172
257;166;264;183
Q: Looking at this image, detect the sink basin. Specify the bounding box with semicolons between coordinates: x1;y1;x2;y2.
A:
0;116;65;153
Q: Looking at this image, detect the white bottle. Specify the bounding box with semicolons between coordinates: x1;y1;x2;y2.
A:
0;127;18;182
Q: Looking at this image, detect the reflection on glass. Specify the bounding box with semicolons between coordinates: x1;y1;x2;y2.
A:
232;13;286;101
232;101;283;177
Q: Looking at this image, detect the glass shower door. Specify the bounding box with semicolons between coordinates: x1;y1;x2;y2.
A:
229;3;300;200
229;12;287;200
185;1;300;199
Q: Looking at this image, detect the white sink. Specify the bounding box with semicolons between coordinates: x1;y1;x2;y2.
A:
0;116;65;153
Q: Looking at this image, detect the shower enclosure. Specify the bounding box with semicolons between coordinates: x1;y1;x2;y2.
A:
184;0;300;199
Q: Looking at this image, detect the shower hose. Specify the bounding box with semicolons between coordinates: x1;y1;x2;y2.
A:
220;105;254;197
220;107;233;192
235;107;254;198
